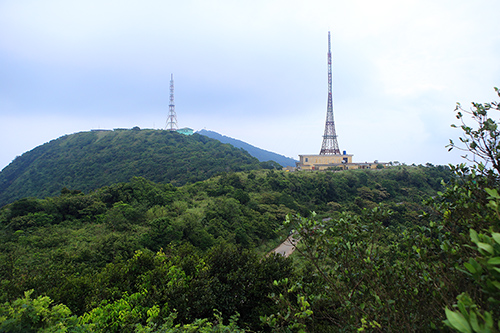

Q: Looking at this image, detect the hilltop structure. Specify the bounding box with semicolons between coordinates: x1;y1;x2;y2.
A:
176;127;194;135
165;74;193;135
296;32;388;171
320;31;341;156
165;74;178;131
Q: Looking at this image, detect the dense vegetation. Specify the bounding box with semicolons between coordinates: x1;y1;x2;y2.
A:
197;129;298;167
0;129;280;207
1;88;500;332
0;164;450;331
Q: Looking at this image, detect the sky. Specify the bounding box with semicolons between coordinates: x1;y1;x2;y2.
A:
1;0;500;171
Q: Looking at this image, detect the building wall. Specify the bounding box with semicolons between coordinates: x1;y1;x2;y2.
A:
297;154;388;171
299;154;353;167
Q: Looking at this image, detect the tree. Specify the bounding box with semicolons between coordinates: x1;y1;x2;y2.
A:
448;87;500;177
442;89;500;332
0;290;84;332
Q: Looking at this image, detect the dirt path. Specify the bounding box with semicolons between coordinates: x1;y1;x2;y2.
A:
271;235;299;257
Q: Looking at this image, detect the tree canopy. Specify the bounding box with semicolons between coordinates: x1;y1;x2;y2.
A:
0;164;450;331
0;129;277;207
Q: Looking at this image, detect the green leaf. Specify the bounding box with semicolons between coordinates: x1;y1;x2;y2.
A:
491;281;500;290
445;308;472;333
487;257;500;265
457;301;469;319
492;233;500;245
469;311;480;332
484;311;493;328
477;242;494;255
469;258;482;274
485;188;500;199
470;229;479;244
464;262;476;274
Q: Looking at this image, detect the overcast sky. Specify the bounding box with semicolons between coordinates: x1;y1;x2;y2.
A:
1;0;499;170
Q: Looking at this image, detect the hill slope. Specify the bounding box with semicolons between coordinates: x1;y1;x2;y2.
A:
197;129;297;167
0;129;268;207
0;164;453;331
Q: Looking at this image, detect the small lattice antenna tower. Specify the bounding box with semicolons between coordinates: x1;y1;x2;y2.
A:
319;32;341;155
165;74;178;131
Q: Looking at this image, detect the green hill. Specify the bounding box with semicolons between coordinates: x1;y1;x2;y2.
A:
197;129;298;167
0;128;275;207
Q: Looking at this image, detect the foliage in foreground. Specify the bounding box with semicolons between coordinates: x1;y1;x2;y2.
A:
442;88;500;332
0;289;246;333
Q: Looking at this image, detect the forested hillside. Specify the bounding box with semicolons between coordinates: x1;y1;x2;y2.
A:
0;129;277;207
0;165;452;331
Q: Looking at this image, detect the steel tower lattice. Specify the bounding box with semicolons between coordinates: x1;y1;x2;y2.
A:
165;74;178;131
319;32;341;155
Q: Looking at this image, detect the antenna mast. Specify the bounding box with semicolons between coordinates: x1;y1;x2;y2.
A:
319;32;341;155
165;74;178;131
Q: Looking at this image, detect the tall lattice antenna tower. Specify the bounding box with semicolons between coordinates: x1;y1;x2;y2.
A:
165;74;178;131
319;32;341;155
